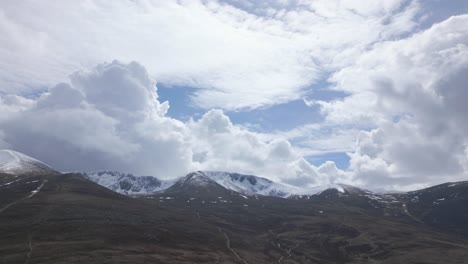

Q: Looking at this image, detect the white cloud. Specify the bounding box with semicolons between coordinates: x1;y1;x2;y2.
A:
0;94;34;122
0;0;421;110
0;61;345;187
321;15;468;190
187;108;350;185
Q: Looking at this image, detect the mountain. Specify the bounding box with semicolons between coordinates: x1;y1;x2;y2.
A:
162;171;234;199
1;150;468;263
0;150;346;199
184;171;348;198
164;171;297;197
290;180;468;235
82;170;350;198
188;171;295;197
144;170;468;235
78;171;175;195
3;149;466;236
0;149;58;176
3;171;467;264
143;179;468;264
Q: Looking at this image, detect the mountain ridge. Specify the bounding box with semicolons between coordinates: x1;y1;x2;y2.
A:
79;169;355;198
1;149;466;202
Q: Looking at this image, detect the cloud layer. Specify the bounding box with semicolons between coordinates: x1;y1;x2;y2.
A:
320;15;468;190
0;61;347;187
0;0;421;110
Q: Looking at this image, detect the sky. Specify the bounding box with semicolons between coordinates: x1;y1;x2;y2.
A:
1;0;468;191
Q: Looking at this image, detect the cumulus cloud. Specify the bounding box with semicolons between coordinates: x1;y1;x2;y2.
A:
187;110;350;185
0;61;345;187
319;15;468;190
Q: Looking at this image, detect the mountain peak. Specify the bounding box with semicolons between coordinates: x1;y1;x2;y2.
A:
183;171;215;186
173;171;224;189
0;149;57;176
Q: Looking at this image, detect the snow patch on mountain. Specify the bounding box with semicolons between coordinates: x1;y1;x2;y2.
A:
187;171;348;198
79;171;175;195
78;170;361;198
0;149;56;175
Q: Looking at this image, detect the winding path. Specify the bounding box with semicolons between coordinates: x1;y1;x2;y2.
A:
218;227;249;264
24;234;33;264
0;180;47;215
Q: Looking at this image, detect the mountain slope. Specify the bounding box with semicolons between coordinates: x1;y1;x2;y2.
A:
402;181;468;235
0;172;242;263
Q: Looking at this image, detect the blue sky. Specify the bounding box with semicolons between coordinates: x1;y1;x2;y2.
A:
158;81;351;169
158;82;325;131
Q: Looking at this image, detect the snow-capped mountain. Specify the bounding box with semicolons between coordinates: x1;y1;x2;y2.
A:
194;171;355;198
0;149;57;176
190;171;294;197
0;149;355;198
78;170;351;198
78;171;175;195
157;170;351;198
0;149;362;198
